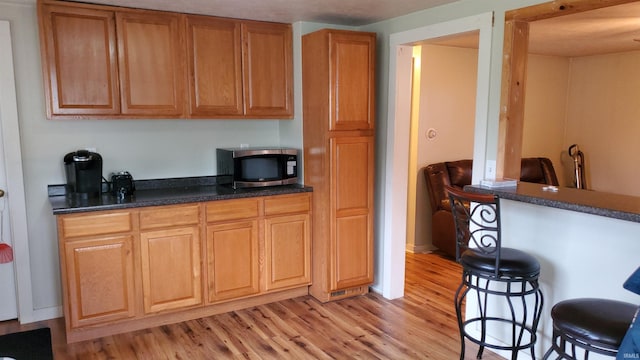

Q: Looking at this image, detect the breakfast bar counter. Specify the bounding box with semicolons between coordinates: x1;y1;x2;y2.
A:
461;182;640;359
465;182;640;223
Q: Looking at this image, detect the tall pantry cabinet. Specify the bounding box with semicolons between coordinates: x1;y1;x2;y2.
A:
302;29;376;302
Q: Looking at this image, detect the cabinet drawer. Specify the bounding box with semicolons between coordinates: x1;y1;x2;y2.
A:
206;198;260;222
140;204;200;230
264;194;310;216
60;211;133;238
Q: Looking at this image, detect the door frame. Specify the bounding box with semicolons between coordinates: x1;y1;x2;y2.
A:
381;12;494;299
0;20;34;323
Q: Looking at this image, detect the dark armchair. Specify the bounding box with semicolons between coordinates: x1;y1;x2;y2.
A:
423;157;559;257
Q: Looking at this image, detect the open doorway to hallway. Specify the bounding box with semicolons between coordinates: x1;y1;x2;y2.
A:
405;34;480;255
380;12;493;300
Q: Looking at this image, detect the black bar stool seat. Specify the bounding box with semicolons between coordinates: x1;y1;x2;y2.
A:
460;247;540;277
543;298;637;359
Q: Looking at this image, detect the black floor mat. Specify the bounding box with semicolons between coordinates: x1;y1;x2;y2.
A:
0;327;53;360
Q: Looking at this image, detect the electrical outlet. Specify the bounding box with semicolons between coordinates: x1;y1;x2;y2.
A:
485;160;496;180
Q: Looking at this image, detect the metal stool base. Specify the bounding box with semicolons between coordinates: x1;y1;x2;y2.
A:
456;270;543;360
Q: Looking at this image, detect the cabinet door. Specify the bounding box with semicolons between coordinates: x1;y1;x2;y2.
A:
329;32;375;131
39;5;120;117
206;220;259;302
116;11;185;116
140;227;201;313
242;22;292;117
186;15;243;116
264;214;311;291
64;235;135;328
330;136;374;289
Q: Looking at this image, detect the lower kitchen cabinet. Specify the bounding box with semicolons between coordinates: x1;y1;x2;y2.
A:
264;213;311;291
54;192;311;343
139;204;202;313
140;226;202;313
63;234;136;328
206;220;260;302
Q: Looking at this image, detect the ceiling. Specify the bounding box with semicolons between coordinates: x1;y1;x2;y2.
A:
48;0;640;57
71;0;458;26
529;1;640;57
427;2;640;57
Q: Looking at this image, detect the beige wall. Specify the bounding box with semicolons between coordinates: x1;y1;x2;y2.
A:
410;44;478;252
523;50;640;195
564;51;640;196
522;54;569;187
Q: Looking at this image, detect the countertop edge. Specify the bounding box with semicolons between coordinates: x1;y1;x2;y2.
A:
50;184;313;215
465;183;640;224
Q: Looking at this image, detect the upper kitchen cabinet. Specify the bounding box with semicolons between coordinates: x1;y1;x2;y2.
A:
116;11;186;117
38;5;121;117
242;22;293;118
38;0;293;119
186;17;292;118
303;29;375;131
186;16;243;117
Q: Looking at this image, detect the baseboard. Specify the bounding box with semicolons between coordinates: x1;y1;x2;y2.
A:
20;306;63;324
405;243;435;254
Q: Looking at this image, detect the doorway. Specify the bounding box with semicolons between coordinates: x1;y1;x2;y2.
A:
380;12;494;299
406;37;480;254
0;20;33;322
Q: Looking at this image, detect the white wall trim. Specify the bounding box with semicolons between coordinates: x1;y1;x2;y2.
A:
0;21;36;324
382;12;494;299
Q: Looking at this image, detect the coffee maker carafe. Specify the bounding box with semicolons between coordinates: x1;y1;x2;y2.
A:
64;150;103;198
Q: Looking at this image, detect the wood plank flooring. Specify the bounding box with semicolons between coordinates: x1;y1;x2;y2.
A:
0;252;503;359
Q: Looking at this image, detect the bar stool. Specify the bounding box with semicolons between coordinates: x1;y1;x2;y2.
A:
446;186;543;360
541;298;637;359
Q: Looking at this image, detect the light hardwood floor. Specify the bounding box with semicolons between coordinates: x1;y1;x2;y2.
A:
0;252;503;359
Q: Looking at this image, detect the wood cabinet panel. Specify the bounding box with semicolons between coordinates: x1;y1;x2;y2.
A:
60;211;133;238
242;22;292;117
206;221;260;302
331;136;374;290
332;136;374;212
116;11;185;116
186;15;243;116
140;227;202;313
139;204;200;230
264;193;310;216
206;198;260;222
264;214;311;291
39;5;120;116
329;31;375;131
64;235;136;328
334;214;372;289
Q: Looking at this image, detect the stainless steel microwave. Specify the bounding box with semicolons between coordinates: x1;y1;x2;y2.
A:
216;147;298;189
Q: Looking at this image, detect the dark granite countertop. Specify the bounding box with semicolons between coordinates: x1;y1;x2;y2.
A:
49;176;312;215
465;182;640;223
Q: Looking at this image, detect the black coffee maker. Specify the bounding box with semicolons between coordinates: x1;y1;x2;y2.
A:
64;150;103;198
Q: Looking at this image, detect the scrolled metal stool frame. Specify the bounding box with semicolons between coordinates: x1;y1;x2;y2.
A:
447;185;544;360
